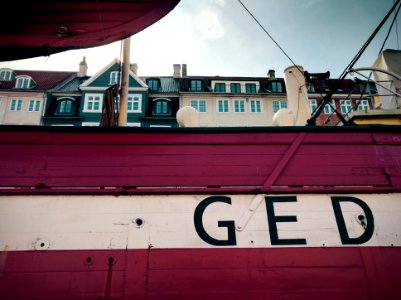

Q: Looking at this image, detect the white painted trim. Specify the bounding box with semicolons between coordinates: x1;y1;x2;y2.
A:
80;58;120;87
127;94;142;113
80;86;148;92
81;122;99;126
0;194;399;251
82;93;103;113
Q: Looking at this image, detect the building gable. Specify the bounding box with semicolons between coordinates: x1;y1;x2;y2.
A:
81;58;147;89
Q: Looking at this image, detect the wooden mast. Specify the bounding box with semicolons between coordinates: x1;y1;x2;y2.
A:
118;37;131;126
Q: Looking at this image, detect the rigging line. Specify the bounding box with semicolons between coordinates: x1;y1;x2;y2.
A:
396;0;400;49
237;0;302;75
340;0;401;79
379;1;401;53
307;0;401;126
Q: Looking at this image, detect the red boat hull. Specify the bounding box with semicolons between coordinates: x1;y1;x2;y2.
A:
1;247;401;299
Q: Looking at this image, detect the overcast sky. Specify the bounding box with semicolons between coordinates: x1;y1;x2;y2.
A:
0;0;399;78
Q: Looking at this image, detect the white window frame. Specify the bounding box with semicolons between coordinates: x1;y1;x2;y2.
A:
15;76;31;89
109;71;119;85
272;100;287;113
340;99;352;114
309;99;317;113
83;93;103;112
127;94;142;113
233;99;246;113
10;99;23;111
28;100;41;112
217;99;230;113
323;99;335;114
0;70;12;81
249;99;262;113
190;99;207;113
357;99;370;111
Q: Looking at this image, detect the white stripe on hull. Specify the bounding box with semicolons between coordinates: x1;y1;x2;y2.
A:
0;194;400;251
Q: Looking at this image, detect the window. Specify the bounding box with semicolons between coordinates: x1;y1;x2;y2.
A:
0;70;12;81
307;84;315;93
323;100;335;114
109;71;119;85
270;81;283;93
233;99;245;112
309;99;317;113
153;99;171;115
190;99;207;112
340;100;352;114
15;76;32;89
357;99;370;111
147;79;160;92
10;99;22;111
127;95;142;113
246;83;256;93
272;100;287;113
57;98;74;115
217;99;229;112
190;80;203;92
230;83;241;93
84;94;103;112
250;100;262;113
214;83;226;93
28;100;41;112
56;100;73;115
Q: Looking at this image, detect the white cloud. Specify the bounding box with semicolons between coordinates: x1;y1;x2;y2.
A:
211;0;226;7
194;11;224;40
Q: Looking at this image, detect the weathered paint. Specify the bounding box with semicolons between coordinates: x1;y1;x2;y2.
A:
1;194;400;298
0;126;400;194
0;126;400;299
0;194;400;251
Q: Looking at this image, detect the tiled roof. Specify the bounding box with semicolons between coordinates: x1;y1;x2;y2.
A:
141;76;180;93
0;70;75;91
52;76;90;93
309;78;358;94
179;75;285;93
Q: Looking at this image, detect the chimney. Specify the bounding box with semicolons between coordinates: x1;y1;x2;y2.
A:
173;64;181;78
267;69;275;79
182;64;187;77
78;56;88;77
130;63;138;75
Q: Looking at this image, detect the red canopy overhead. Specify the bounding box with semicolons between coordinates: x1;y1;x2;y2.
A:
0;0;180;61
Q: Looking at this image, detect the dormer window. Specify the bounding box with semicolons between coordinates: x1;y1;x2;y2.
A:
230;83;241;93
109;71;119;85
245;83;256;93
153;99;171;115
270;81;283;93
190;80;203;92
214;83;226;93
15;76;34;89
0;69;13;81
147;79;160;92
56;97;75;115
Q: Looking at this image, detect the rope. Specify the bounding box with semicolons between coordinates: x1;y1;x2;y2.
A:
307;0;401;126
237;0;303;76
